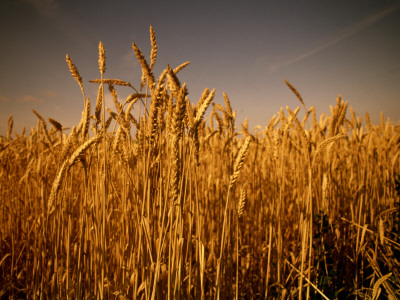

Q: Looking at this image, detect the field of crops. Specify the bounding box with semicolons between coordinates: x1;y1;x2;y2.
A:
1;27;399;299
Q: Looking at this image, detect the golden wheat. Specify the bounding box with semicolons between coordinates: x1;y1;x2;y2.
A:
1;27;399;299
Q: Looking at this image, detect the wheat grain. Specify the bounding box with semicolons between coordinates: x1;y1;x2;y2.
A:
195;88;215;126
166;65;182;98
284;79;306;111
185;97;195;130
98;41;106;74
147;86;162;143
238;186;247;218
149;25;157;69
173;61;190;74
90;79;133;88
66;54;85;103
132;41;155;87
223;92;233;121
7;115;13;140
230;135;253;189
48;118;63;132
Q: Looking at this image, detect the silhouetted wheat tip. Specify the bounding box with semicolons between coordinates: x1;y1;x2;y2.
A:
284;79;305;107
32;109;46;127
48;118;63;132
7;115;13;140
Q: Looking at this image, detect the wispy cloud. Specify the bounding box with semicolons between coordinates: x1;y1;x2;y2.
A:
0;94;10;103
117;49;141;80
122;50;139;66
270;2;400;72
44;90;58;98
53;104;64;112
20;95;43;103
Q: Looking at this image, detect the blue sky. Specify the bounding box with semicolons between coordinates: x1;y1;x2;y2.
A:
1;0;399;134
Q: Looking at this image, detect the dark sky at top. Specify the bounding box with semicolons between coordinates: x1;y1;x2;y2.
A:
1;0;399;134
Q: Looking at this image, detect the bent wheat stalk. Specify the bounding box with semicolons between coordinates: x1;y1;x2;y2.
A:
47;134;103;214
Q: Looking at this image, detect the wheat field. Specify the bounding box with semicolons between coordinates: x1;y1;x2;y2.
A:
1;27;399;299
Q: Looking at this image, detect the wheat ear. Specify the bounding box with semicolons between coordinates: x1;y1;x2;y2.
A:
132;41;155;87
238;186;247;218
166;64;182;98
79;98;91;140
90;79;133;88
313;134;347;165
195;89;215;126
66;54;85;104
48;134;103;214
230;135;253;189
171;84;187;207
284;79;306;112
223;92;235;130
7;115;13;140
32;109;52;147
173;61;191;74
147;85;163;143
149;25;157;69
48;118;63;133
98;41;106;74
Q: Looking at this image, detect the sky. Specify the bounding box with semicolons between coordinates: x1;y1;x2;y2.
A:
1;0;399;135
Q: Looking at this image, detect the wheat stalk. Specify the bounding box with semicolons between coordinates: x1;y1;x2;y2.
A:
48;134;102;214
